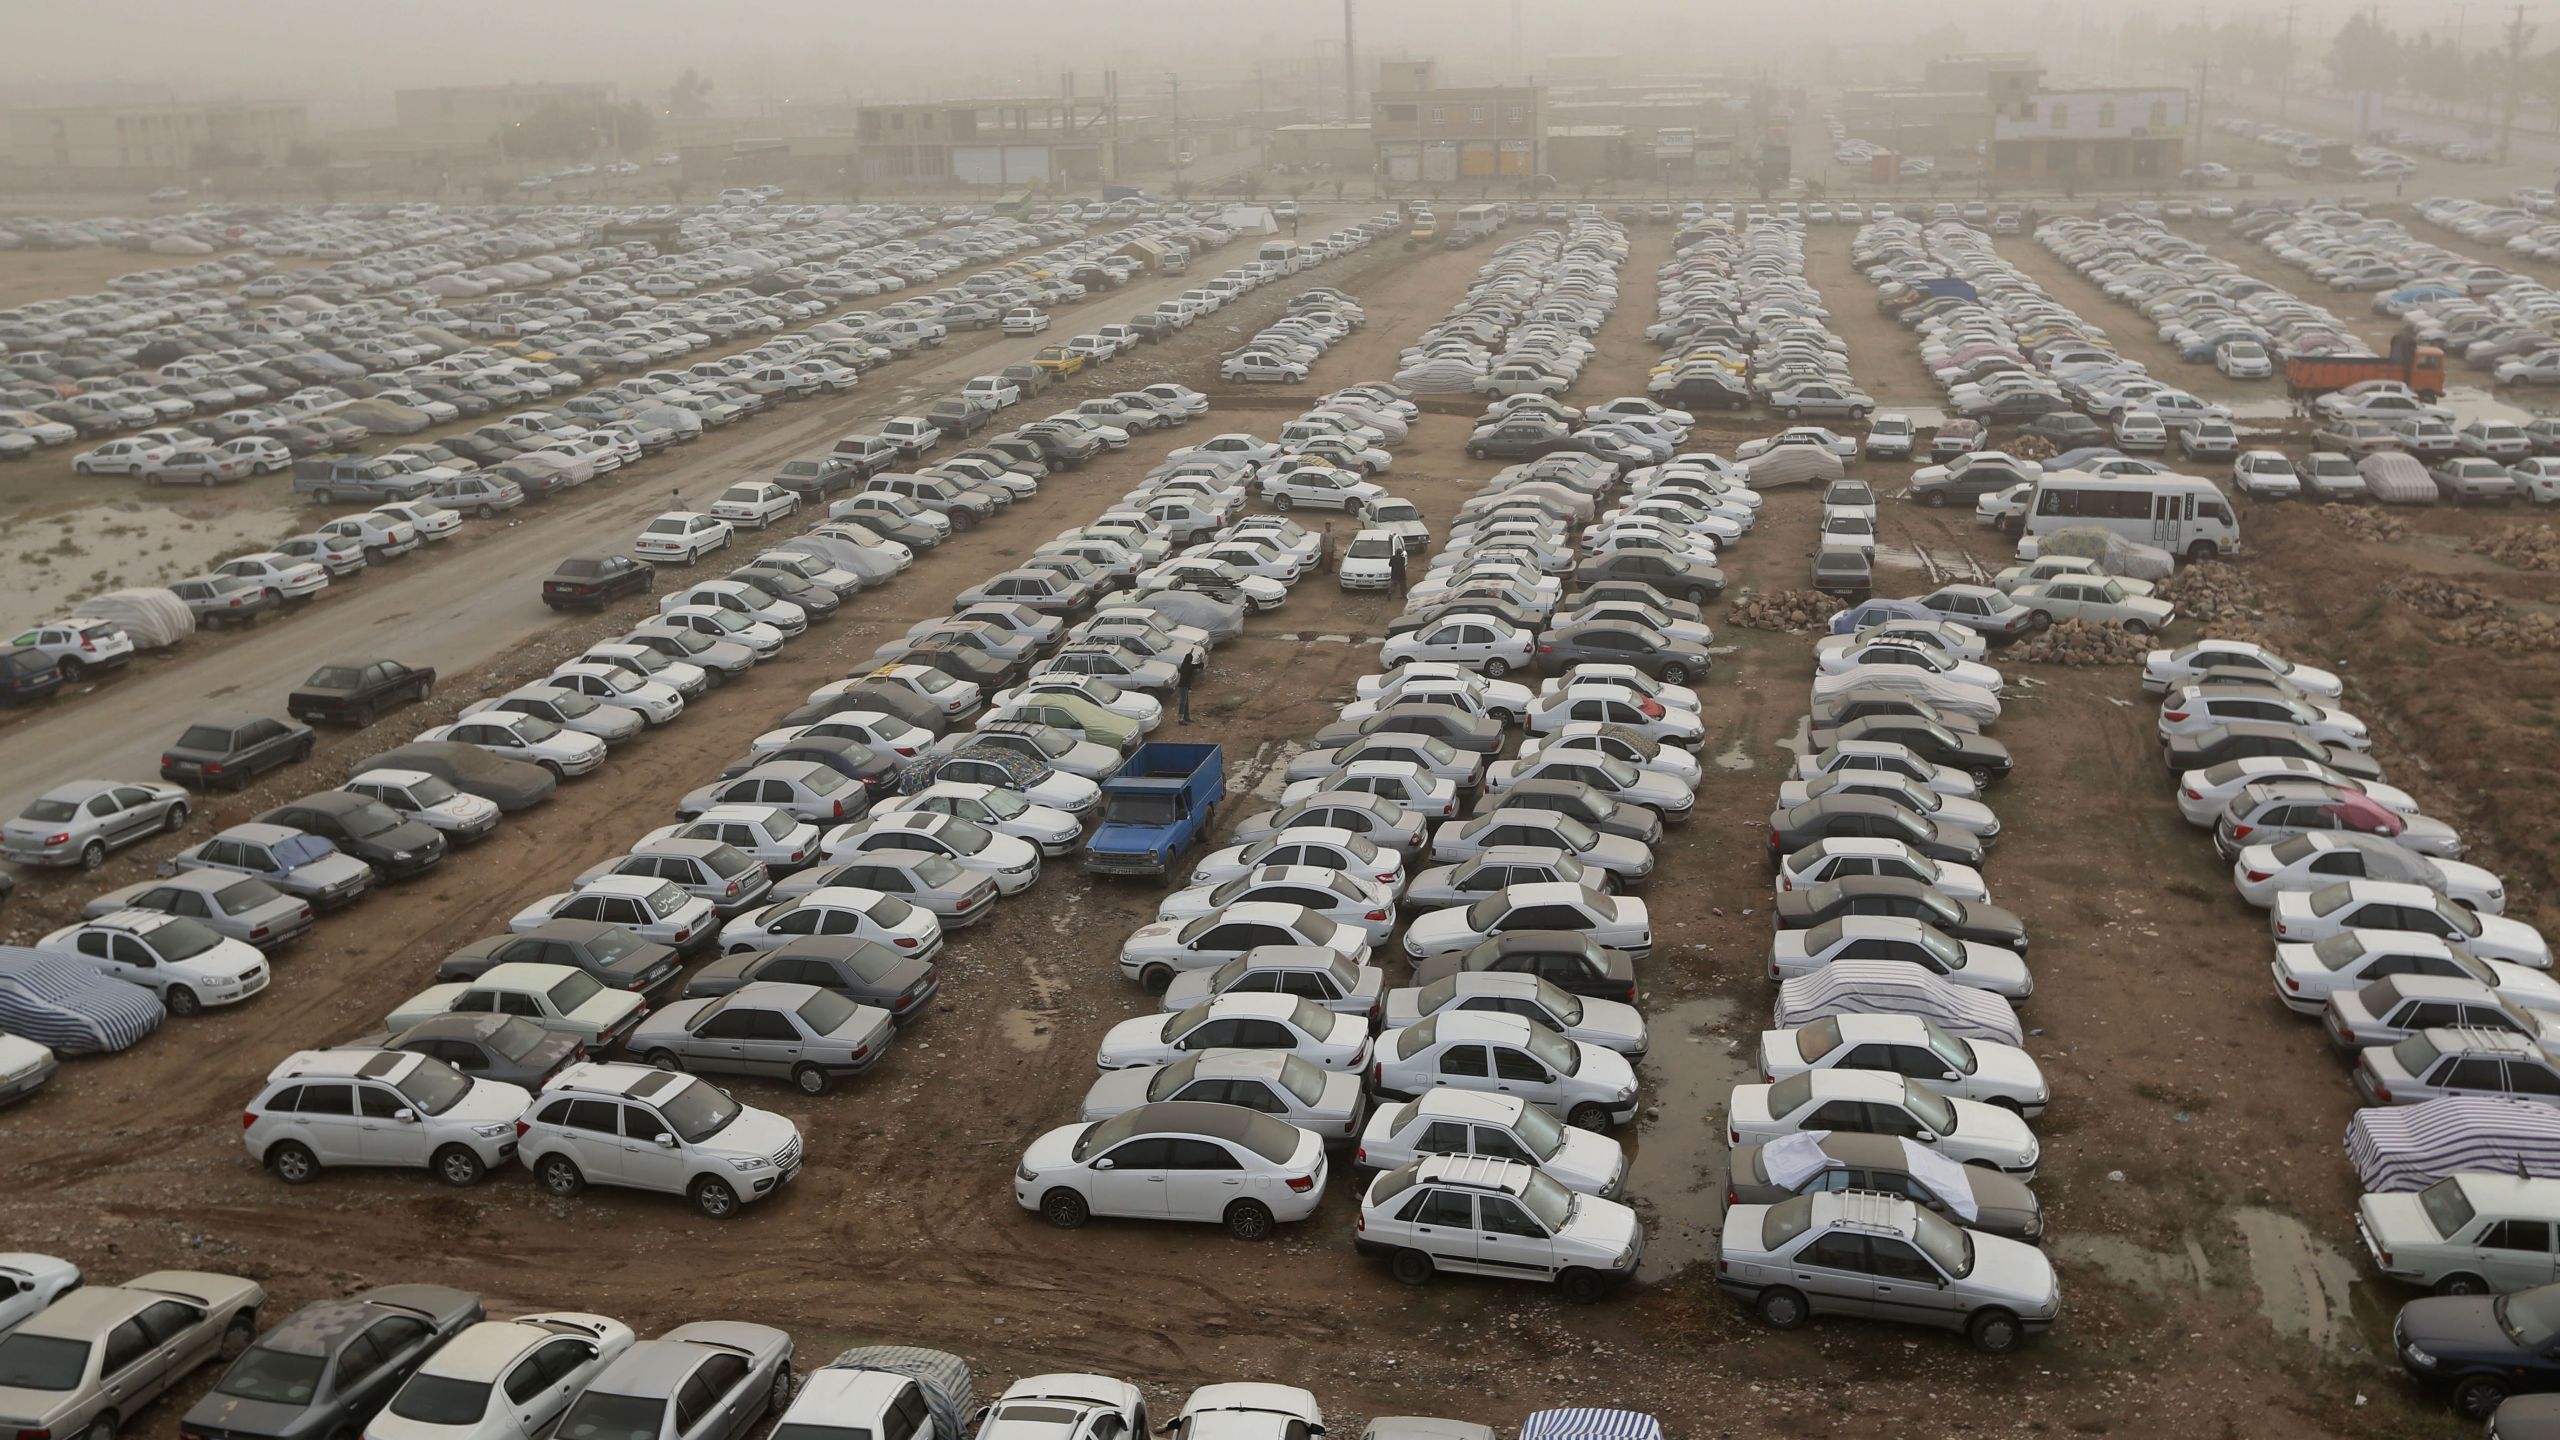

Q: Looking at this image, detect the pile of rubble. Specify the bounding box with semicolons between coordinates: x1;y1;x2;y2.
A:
2007;617;2152;666
2324;505;2411;544
2160;561;2263;629
2387;576;2560;650
2006;433;2059;462
1727;588;1844;633
2472;524;2560;572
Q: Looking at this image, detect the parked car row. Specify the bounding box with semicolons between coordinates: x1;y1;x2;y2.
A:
1392;219;1627;396
1724;597;2056;1357
1857;218;2097;428
1647;220;1869;421
2037;212;2356;382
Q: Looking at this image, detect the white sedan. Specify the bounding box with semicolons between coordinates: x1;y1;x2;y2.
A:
1815;638;2005;695
2142;640;2342;698
370;1314;638;1440
1153;867;1399;945
634;511;735;565
2176;758;2420;826
214;552;329;601
2233;450;2302;498
717;886;946;958
2232;832;2505;913
2270;880;2552;967
1378;616;1539;676
1095;994;1373;1071
372;501;465;543
415;714;608;777
710;481;801;528
1401;882;1651;960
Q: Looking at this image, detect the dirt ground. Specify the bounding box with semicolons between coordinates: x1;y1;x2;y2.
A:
2;218;2544;1440
0;245;206;309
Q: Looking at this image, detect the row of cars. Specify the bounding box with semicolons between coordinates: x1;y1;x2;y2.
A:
1390;220;1629;397
2120;639;2560;1425
1859;218;2103;428
0;1267;1636;1440
1715;585;2057;1356
1645;219;1872;422
2248;204;2560;387
2037;212;2355;382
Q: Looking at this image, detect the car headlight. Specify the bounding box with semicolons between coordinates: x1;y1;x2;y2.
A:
2402;1343;2436;1368
1612;1245;1636;1268
728;1156;770;1172
1016;1162;1038;1183
392;851;414;862
474;1122;513;1139
1614;1087;1636;1102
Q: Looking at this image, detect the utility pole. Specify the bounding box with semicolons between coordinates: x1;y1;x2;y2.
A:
2499;3;2535;164
2279;4;2299;119
1342;0;1358;125
1168;72;1182;186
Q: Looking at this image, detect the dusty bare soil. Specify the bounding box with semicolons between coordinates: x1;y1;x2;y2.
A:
0;219;2534;1440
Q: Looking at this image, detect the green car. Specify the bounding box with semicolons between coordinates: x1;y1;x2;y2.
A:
985;695;1142;752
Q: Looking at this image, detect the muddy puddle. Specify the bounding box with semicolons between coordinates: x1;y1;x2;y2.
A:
2233;1205;2364;1355
0;496;299;635
1626;995;1754;1281
2054;1231;2212;1293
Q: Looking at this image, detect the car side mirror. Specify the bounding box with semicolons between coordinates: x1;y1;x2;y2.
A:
1942;1071;1962;1082
1093;1157;1116;1171
395;1108;418;1123
655;1134;678;1150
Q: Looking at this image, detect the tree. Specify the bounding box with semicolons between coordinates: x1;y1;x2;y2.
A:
2328;14;2402;95
670;68;713;117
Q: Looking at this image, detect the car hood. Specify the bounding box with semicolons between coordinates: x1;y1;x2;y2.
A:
2397;1294;2528;1362
1079;1065;1161;1120
451;1077;534;1126
569;991;648;1029
697;1107;798;1162
1965;1232;2061;1312
1401;908;1483;954
183;1391;318;1436
1096;1013;1175;1064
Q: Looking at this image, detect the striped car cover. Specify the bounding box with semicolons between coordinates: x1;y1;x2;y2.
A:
1772;959;2025;1047
1520;1411;1663;1440
0;946;164;1056
2345;1097;2560;1193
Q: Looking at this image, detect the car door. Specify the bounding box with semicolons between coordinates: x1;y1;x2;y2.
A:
1788;1231;1878;1317
358;1081;433;1168
1866;1234;1967;1326
1160;1136;1248;1221
555;1097;624;1180
288;1081;367;1166
108;787;164;842
512;1335;601;1438
1400;1186;1483;1272
95;1315;168;1416
617;1103;689;1195
351;1315;438;1418
1489;1044;1562;1109
1473;1192;1560;1278
2472;1219;2560;1292
1088;1136;1172;1217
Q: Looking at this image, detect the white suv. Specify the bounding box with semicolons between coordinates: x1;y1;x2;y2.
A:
8;617;136;679
243;1047;530;1187
1354;1154;1641;1302
518;1061;805;1218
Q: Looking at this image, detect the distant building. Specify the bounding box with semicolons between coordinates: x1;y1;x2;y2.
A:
1370;60;1545;185
1269;121;1373;170
1991;86;2187;182
1;101;308;169
853;98;1111;186
392;83;616;151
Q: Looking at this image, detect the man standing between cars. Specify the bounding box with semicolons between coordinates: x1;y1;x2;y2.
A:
1388;547;1409;596
1177;651;1202;724
1319;521;1337;575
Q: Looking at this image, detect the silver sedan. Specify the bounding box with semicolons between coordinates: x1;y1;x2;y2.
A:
626;980;895;1094
1076;1049;1368;1143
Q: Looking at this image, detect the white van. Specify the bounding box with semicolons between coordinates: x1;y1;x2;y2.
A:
1258;240;1301;273
2020;470;2239;564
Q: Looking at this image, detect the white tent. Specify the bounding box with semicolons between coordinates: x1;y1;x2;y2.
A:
1219;205;1279;235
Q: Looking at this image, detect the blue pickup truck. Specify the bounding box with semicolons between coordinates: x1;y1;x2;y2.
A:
1084;742;1224;876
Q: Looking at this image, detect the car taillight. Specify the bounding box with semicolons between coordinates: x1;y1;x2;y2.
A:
2232;825;2253;840
2372;1081;2392;1102
515;1120;531;1138
205;763;224;774
1729;1125;1740;1145
241;1111;258;1129
1370;1061;1383;1087
250;925;269;939
1286;1173;1317;1193
895;937;917;948
791;849;807;862
2182;786;2203;799
2163;710;2189;722
43;832;68;846
956;895;974;910
2246;869;2272;882
2276;922;2289;936
79;638;94;652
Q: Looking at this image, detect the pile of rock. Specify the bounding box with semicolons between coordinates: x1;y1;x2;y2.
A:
2473;524;2560;572
2160;561;2263;629
1727;588;1845;633
2007;617;2151;666
2007;433;2059;462
2387;576;2560;650
2325;505;2411;544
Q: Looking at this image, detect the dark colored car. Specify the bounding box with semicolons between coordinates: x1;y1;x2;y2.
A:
2020;411;2106;447
901;640;1012;695
541;554;656;611
1474;779;1665;846
1772;877;2029;952
1408;932;1640;1004
2486;1394;2560;1435
1766;793;1985;868
360;1012;583;1090
1657;372;1753;410
352;741;557;812
999;362;1053;396
437;920;682;993
726;566;841;621
784;682;948;737
1572;551;1725;604
161;714;315;791
1811;547;1873;602
1312;702;1505;756
719;736;898;795
2161;720;2386;782
682;937;942;1022
438;433;517;467
2394;1283;2560;1420
1729;1132;2042;1242
1;648;64;706
771;456;854;501
488;458;567;500
258;791;447;880
1015;426;1104;469
1536;619;1712;684
1822;715;2012;785
926;399;990;438
288;657;436;727
181;1286;484;1440
1806;690;1983;740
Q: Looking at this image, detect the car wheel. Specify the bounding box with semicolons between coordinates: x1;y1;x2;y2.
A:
2455;1376;2510;1421
1660;662;1687;684
433;1145;486;1187
165;985;202;1017
538;1154;585;1197
1567;1103;1611;1131
1483;658;1508;678
79;839;107;870
1558;1267;1609;1304
163;801;189;833
767;1366;792;1416
2186;541;2216;564
313;488;335;505
1923;490;1948;508
1224;1199;1276;1240
1389;1248;1436;1285
2437;1272;2490;1297
1683;588;1709;606
539;760;564;779
792;1063;831;1095
1966;1308;2024;1354
1786;406;1802;420
2028;612;2053;633
74;462;93;476
2122;618;2151;635
1756;1286;1809;1329
59;656;87;681
270;1140;319;1184
646;1049;685;1072
1275;493;1294;510
1041;1187;1090;1228
692;1175;742;1219
1139;963;1174;995
220;1312;256;1360
479;504;498;519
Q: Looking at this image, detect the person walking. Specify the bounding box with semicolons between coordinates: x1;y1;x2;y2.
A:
670;484;684;511
1318;521;1337;575
1176;650;1202;724
1388;547;1409;596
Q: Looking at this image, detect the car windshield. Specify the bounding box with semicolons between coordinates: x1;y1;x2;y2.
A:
2500;1285;2560;1347
1910;1205;1976;1277
0;1334;91;1390
1523;1022;1578;1075
911;854;965;887
150;917;225;961
1762;1194;1817;1251
213;878;282;913
660;1076;740;1143
797;989;863;1034
389;1375;493;1424
176;724;235;751
218;1346;326;1404
547;972;605;1013
1923;1021;1976;1074
268;833;335;867
1519;1166;1577;1228
643;883;691;919
2418;1177;2478;1239
488;1016;551;1062
1903;1084;1959;1134
862;892;917;927
1794;1016;1843;1059
1273;1054;1329;1105
339;803;403;840
305;665;364;690
21;799;77;823
557;1391;666;1440
511;715;565;742
973;789;1028;820
396;1056;472;1115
